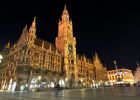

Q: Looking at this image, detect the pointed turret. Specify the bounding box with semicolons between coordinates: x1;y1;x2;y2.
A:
93;52;104;69
63;4;68;14
83;54;86;61
20;24;28;39
137;61;139;66
94;52;100;62
27;17;36;45
61;4;69;21
136;61;140;67
95;52;98;58
19;17;36;46
29;17;36;33
31;17;36;28
23;24;28;32
5;41;10;49
42;41;44;49
64;4;67;10
49;44;52;51
13;44;16;49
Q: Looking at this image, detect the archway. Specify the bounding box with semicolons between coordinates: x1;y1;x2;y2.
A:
69;73;75;88
59;79;65;87
78;79;83;87
1;79;6;90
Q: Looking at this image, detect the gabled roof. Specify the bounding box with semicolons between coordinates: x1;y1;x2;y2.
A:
34;38;56;51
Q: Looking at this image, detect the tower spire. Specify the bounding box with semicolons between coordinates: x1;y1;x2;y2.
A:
64;4;67;10
137;61;140;67
42;41;44;49
62;4;69;21
49;44;52;51
23;24;27;31
95;52;98;58
29;17;36;34
5;41;10;48
31;17;36;28
94;52;99;61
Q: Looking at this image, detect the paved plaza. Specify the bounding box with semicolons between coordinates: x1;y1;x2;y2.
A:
0;87;140;100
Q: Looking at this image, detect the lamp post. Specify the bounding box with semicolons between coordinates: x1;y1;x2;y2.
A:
0;54;3;63
93;67;96;85
114;60;118;73
114;60;122;83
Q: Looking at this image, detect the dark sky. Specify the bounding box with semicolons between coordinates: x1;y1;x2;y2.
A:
0;0;140;71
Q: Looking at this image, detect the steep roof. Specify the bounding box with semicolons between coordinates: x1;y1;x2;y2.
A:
34;38;56;51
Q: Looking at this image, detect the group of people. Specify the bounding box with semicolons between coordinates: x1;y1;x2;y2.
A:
133;82;140;87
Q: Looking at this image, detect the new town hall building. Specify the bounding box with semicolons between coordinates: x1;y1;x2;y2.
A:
0;5;108;91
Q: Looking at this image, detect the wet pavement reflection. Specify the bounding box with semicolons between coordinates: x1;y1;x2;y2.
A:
0;87;140;100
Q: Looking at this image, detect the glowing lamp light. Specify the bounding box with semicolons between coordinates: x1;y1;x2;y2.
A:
65;78;68;81
0;55;3;59
59;80;65;87
20;86;24;91
38;76;41;80
51;82;54;88
83;83;85;86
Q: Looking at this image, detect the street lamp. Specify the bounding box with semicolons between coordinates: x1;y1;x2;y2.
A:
114;60;122;83
0;54;3;63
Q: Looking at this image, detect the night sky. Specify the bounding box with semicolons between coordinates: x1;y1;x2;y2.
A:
0;0;140;71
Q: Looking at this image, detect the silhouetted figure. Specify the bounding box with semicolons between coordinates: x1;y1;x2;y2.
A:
55;84;60;90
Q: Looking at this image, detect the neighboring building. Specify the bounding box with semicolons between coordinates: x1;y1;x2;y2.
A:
0;5;108;91
76;53;108;87
107;68;134;85
134;62;140;83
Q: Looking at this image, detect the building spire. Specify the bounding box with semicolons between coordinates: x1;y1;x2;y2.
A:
23;24;27;31
31;17;36;28
136;61;140;67
83;54;86;61
95;52;98;58
94;52;99;61
64;4;67;10
49;44;52;51
29;17;36;34
42;41;44;49
5;41;10;48
62;4;69;21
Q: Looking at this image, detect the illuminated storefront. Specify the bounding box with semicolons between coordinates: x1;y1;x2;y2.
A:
108;68;134;85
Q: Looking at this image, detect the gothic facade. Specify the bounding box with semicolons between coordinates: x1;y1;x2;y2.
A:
0;5;108;91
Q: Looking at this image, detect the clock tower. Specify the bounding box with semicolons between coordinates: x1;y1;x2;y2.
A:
55;5;78;88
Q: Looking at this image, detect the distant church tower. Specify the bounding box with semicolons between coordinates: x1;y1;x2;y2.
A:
55;5;77;88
